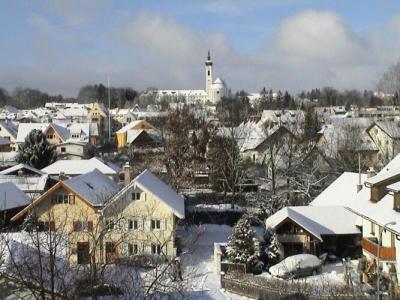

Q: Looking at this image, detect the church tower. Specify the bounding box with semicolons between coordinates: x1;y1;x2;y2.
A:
205;50;213;97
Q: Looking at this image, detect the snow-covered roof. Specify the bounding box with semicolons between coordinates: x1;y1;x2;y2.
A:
106;169;185;218
0;163;46;176
50;123;70;142
371;121;400;139
310;172;367;207
376;154;400;176
266;206;360;241
347;185;400;234
365;166;400;186
0;174;49;193
16;123;49;143
64;169;119;206
0;121;18;139
41;157;120;176
116;120;154;134
133;170;184;218
0;182;30;210
313;155;400;234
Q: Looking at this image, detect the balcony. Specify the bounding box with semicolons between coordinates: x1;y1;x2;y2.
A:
361;238;396;261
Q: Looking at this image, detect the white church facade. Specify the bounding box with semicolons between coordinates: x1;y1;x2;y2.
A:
155;51;229;104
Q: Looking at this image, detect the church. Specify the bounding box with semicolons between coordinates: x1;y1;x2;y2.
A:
156;51;229;104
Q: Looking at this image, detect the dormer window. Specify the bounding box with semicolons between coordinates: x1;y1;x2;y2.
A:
131;192;141;201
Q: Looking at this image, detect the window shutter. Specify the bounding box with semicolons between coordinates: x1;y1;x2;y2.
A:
138;218;143;230
73;221;79;232
69;195;75;204
87;221;93;232
161;219;166;230
125;219;129;231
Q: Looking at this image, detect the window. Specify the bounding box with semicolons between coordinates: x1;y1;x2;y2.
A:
72;134;80;138
131;192;141;201
73;220;93;232
77;242;90;264
128;219;139;230
370;222;375;235
151;219;161;230
46;134;54;139
51;194;71;205
128;244;138;255
105;242;118;263
105;219;116;231
61;147;66;153
151;244;161;255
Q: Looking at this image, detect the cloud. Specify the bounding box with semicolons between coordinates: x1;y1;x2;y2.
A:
1;8;400;96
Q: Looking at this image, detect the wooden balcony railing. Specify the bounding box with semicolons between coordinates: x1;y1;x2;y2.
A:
361;238;396;261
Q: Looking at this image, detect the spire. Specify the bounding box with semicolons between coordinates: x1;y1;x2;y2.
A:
207;50;211;61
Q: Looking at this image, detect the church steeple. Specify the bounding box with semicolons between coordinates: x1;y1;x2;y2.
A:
205;50;213;97
205;50;212;66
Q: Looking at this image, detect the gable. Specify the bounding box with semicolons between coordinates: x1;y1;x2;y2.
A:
10;181;93;222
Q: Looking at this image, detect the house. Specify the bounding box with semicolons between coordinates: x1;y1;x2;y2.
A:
366;121;400;162
102;168;185;259
115;120;156;149
41;157;120;180
16;123;68;148
266;206;361;258
0;164;57;199
55;141;87;160
87;102;109;138
311;156;400;293
318;122;379;168
0;182;30;226
10;169;120;265
0;121;18;151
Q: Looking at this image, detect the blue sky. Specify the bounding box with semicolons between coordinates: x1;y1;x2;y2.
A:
1;0;400;96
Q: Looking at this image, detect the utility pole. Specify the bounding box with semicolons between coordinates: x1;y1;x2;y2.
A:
107;76;111;142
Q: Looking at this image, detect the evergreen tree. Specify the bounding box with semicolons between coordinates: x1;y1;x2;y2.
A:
226;216;258;267
17;129;55;169
264;227;283;265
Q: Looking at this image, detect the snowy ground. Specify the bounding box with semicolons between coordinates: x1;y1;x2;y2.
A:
178;225;362;299
178;224;232;300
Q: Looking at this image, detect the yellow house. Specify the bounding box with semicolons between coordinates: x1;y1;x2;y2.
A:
87;102;108;137
115;120;154;149
102;169;185;258
11;169;119;265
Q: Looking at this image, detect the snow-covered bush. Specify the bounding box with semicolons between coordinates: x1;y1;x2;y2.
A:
226;215;258;268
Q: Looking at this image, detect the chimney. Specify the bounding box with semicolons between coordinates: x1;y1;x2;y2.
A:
367;167;375;179
124;162;132;186
59;171;66;181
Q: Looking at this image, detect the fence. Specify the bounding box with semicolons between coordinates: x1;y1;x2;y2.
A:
220;274;370;300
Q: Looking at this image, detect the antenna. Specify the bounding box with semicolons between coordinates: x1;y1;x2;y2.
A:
107;76;111;142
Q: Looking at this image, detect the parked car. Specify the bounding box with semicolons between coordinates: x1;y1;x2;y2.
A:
269;254;322;279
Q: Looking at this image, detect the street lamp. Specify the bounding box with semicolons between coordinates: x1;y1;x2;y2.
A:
377;221;396;300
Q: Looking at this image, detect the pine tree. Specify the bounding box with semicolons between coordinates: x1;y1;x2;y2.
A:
17;129;55;169
264;227;283;265
226;216;258;267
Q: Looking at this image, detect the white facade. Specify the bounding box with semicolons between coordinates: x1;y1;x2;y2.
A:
156;51;228;104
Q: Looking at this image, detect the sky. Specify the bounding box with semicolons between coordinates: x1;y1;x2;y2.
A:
1;0;400;97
